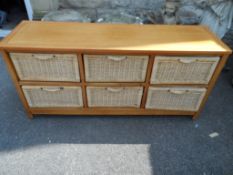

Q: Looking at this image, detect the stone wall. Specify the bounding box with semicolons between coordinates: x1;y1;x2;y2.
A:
59;0;165;19
33;0;233;38
60;0;165;10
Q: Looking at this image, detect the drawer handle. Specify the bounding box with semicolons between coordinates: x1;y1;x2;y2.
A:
32;54;56;60
40;87;64;92
168;89;189;95
178;59;196;64
106;87;124;93
107;56;127;61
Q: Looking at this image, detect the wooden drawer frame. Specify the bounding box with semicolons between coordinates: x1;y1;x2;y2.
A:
1;50;230;119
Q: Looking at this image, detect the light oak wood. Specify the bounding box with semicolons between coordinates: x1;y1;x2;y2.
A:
141;55;155;108
0;21;231;54
19;80;208;87
0;21;232;119
78;53;88;108
19;81;82;86
3;49;227;56
30;107;195;116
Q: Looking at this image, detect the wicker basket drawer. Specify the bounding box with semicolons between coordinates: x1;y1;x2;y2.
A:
151;56;219;84
87;86;143;107
22;86;83;107
146;87;206;111
10;53;80;82
84;55;149;82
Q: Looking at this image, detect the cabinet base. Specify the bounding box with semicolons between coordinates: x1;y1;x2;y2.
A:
29;107;197;119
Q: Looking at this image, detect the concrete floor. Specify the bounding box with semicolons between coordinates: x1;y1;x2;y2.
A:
0;7;27;37
0;55;232;175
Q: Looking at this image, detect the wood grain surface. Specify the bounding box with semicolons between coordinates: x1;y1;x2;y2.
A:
0;21;231;54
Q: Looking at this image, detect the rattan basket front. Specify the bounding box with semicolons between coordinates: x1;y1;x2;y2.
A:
87;86;143;107
10;53;80;82
146;87;206;111
22;86;83;107
84;55;149;82
151;56;219;84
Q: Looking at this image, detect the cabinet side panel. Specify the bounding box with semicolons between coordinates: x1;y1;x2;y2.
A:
193;54;230;119
1;50;32;118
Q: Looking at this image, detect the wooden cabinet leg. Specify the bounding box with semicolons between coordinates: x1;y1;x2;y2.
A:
192;113;199;120
27;112;33;119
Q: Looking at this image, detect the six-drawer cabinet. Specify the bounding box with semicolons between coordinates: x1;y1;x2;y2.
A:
0;21;231;119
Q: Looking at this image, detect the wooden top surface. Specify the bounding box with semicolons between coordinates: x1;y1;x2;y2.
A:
0;21;231;54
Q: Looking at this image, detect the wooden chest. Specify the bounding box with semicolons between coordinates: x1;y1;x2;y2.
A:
0;21;231;119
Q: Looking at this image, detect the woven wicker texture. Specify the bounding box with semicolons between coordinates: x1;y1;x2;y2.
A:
87;86;143;107
84;55;149;82
10;53;80;82
22;86;83;107
146;87;206;111
151;56;219;84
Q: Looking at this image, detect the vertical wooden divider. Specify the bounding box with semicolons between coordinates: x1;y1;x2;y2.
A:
193;54;229;119
140;55;155;108
1;50;33;118
77;53;88;108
